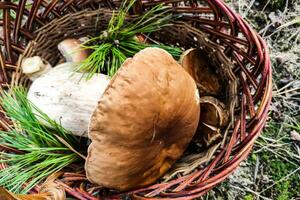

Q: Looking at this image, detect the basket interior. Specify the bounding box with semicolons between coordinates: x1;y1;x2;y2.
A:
19;6;238;177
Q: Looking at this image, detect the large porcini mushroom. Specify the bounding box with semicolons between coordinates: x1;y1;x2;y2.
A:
180;48;222;96
86;47;200;191
197;96;229;146
27;62;110;137
27;38;108;137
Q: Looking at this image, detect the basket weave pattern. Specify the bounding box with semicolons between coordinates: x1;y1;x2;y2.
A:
0;0;272;199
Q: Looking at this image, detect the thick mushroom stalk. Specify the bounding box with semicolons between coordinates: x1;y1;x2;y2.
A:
27;62;110;137
86;47;200;191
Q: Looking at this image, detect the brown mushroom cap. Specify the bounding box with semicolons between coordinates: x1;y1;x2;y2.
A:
85;47;200;191
197;96;229;146
180;48;222;96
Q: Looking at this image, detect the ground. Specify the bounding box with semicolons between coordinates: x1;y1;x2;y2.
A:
203;0;300;199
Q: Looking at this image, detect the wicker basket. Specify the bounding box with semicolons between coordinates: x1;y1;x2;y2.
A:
0;0;272;199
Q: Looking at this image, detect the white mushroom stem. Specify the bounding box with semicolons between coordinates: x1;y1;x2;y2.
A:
21;56;52;81
27;62;110;137
58;38;90;63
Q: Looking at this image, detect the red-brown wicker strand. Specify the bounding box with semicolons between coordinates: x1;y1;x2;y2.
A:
0;0;272;199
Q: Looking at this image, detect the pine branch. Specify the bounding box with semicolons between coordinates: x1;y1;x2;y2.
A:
0;87;83;194
77;0;182;79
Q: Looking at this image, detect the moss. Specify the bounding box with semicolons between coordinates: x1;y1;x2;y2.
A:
276;181;290;200
268;158;300;198
244;194;254;200
258;123;300;199
249;153;257;163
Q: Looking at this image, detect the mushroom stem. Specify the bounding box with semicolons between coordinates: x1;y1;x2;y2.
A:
27;62;110;137
21;56;52;81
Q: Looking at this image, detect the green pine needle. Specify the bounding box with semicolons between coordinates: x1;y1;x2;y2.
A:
0;87;82;194
77;0;182;79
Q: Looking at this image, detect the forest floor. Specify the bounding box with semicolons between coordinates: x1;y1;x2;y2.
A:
205;0;300;199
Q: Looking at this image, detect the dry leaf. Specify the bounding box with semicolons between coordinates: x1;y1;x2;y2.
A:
39;173;66;200
0;187;17;200
0;187;48;200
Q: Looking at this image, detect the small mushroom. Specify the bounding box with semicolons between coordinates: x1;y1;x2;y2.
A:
196;96;229;146
58;38;89;63
27;62;110;137
21;56;52;81
180;48;222;96
85;47;200;191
